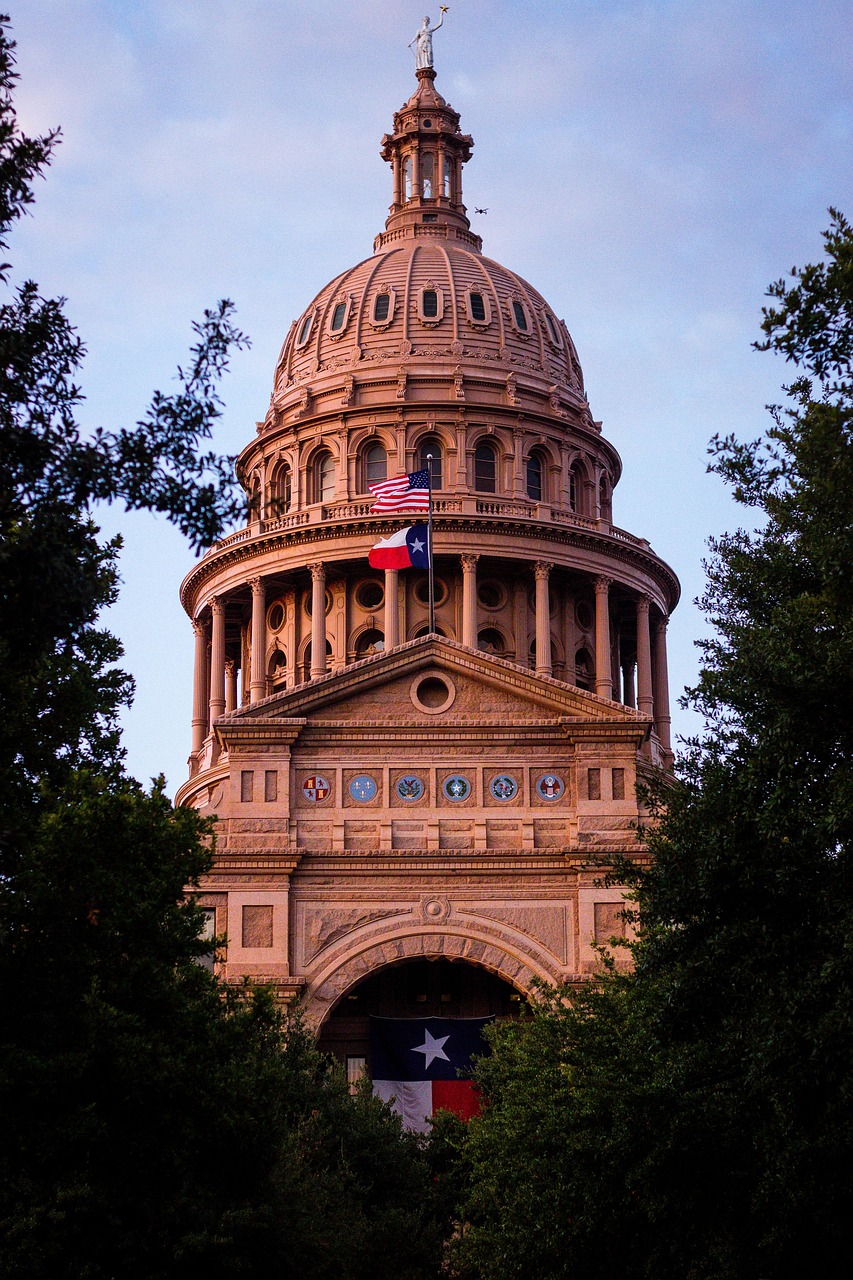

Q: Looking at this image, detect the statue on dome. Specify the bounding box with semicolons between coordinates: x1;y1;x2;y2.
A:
409;9;447;70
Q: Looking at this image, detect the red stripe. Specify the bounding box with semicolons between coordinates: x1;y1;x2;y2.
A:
368;544;413;569
432;1080;482;1122
370;496;430;512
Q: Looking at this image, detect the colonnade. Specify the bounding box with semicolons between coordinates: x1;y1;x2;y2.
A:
190;559;672;758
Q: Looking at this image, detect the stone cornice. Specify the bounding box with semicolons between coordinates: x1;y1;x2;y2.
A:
180;512;680;616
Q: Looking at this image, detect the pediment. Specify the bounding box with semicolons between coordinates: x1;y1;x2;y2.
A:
216;637;647;736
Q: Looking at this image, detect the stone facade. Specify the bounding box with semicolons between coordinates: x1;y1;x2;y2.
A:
176;65;679;1049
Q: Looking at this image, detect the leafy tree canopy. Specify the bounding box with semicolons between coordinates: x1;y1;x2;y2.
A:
450;211;853;1280
0;18;445;1277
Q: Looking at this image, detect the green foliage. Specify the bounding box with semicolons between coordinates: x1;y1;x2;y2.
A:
449;212;853;1279
0;17;444;1277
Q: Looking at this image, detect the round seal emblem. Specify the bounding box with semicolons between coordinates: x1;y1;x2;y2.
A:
396;775;425;802
302;775;330;802
489;774;518;802
536;773;564;801
349;775;378;802
443;774;471;802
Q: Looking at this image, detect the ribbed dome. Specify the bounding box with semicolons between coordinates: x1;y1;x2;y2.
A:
272;241;585;418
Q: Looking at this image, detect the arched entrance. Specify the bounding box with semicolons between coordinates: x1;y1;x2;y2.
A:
317;956;528;1069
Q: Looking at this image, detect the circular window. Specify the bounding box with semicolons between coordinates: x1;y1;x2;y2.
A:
396;775;425;802
305;589;333;617
413;574;448;606
349;775;377;803
477;579;506;610
576;600;594;631
489;774;518;802
355;579;384;610
267;601;285;632
536;773;564;801
410;671;456;715
443;774;471;802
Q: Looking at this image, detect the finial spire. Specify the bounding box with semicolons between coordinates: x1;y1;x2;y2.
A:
408;9;448;71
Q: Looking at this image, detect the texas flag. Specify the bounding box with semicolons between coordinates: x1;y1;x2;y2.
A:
370;1016;491;1133
368;523;430;571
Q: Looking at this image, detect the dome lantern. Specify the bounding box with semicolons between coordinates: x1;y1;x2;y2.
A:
376;67;481;253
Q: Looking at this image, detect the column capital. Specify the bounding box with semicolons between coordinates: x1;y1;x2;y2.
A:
210;596;224;616
594;575;612;594
309;561;326;582
636;593;652;617
224;658;236;677
655;613;670;635
534;560;553;581
461;553;480;572
192;618;207;639
249;576;264;595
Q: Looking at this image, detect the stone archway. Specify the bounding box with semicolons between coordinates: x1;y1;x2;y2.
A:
302;925;563;1030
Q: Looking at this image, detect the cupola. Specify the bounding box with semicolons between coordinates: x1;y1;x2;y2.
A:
376;67;481;252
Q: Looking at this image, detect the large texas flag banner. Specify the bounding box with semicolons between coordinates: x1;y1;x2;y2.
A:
370;1016;491;1133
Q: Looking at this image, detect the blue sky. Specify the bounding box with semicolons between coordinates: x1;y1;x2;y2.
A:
10;0;853;792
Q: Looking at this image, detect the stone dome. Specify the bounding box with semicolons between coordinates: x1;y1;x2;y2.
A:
273;242;586;420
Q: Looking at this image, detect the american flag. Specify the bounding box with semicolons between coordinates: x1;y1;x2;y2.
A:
368;469;431;513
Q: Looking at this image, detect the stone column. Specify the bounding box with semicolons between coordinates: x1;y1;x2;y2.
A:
225;659;238;713
384;569;400;650
461;554;479;649
310;562;328;678
249;577;266;704
209;597;226;726
622;659;636;709
594;576;612;699
534;561;553;676
654;616;672;752
191;619;209;753
636;595;654;718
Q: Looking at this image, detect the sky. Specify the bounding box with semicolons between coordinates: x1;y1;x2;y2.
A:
10;0;853;795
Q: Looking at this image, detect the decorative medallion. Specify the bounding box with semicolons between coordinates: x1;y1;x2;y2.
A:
536;773;564;801
443;774;471;802
302;775;331;802
489;774;518;802
396;775;425;802
349;775;378;803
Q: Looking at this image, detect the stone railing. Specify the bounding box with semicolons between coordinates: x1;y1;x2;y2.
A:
206;504;651;556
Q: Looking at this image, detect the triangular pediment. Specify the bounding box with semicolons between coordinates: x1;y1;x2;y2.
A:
216;637;647;736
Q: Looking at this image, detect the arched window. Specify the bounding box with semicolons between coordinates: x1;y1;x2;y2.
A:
599;475;612;522
373;292;391;323
270;464;291;515
422;289;438;318
569;462;585;514
314;451;335;504
512;300;529;332
404;157;413;201
526;453;543;502
421;154;434;198
363;442;387;490
474;442;497;494
478;628;504;655
297;312;313;346
356;629;385;657
418;438;443;490
443;155;452;198
575;647;594;691
330;301;347;332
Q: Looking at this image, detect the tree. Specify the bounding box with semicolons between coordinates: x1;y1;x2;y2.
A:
0;18;445;1276
449;211;853;1279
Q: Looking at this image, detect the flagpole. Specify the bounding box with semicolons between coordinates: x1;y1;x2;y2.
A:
426;454;435;634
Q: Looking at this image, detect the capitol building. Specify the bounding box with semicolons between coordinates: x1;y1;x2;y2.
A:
175;56;679;1072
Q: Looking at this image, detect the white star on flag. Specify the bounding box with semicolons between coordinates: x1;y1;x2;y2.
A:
411;1028;450;1069
410;535;425;554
